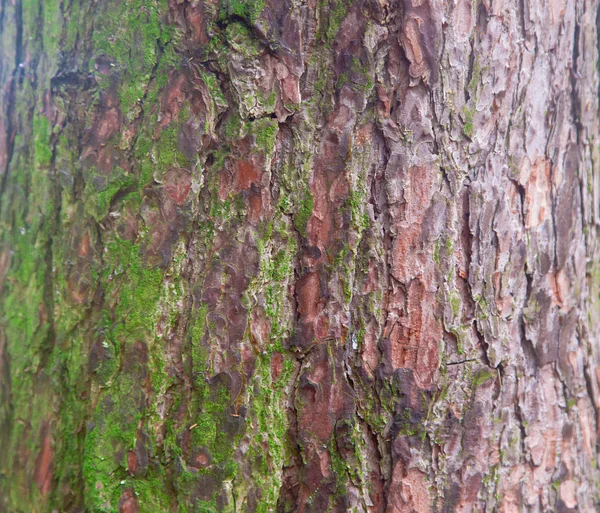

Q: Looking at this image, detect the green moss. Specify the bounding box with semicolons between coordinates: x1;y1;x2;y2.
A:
329;436;350;496
251;118;279;155
100;237;164;336
200;71;228;111
155;123;187;170
220;0;265;24
242;351;295;510
254;218;297;344
438;384;449;402
462;105;474;138
80;236;194;512
462;59;483;139
180;376;243;505
433;239;441;264
322;0;349;45
481;464;501;491
396;409;419;437
224;21;262;57
126;473;172;512
314;59;333;96
91;0;172;118
344;187;370;233
474;294;487;308
473;294;490;320
337;56;374;93
62;0;82;53
294;191;313;237
225;112;243;141
1;131;56;490
472;368;495;388
243;220;297;508
0;2;187;510
336;71;349;90
83;380;145;510
85;170;136;221
467;59;482;95
450;294;461;317
448;326;467;356
33;113;53;168
192;304;210;373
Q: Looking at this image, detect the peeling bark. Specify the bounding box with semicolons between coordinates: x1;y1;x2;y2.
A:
1;0;600;512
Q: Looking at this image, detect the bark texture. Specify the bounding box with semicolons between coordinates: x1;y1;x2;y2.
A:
1;0;600;512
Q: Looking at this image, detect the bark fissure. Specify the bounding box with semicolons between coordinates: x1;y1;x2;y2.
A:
2;0;600;511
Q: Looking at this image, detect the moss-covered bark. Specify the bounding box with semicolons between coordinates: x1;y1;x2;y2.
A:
1;0;600;512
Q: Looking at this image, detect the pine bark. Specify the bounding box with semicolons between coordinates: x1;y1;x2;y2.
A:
1;0;600;512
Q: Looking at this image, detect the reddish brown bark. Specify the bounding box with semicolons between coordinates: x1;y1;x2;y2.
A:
1;0;600;512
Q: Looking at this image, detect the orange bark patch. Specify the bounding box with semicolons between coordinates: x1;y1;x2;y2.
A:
361;330;380;378
298;369;335;441
81;88;122;169
38;302;47;328
521;157;551;229
158;72;187;130
276;62;301;108
387;464;432;513
549;0;567;25
391;165;436;283
329;104;352;133
67;274;89;305
191;448;211;468
127;451;138;475
250;307;270;351
307;172;334;250
34;423;53;496
96;107;120;145
560;480;578;509
219;157;264;201
399;1;438;84
377;85;392;117
386;164;440;387
186;2;209;45
301;445;331;495
248;192;263;223
235;158;262;190
296;272;320;327
492;270;512;316
388;280;440;388
118;488;140;513
401;18;426;78
355;122;373;146
271;352;283;382
407;279;425;340
77;232;91;258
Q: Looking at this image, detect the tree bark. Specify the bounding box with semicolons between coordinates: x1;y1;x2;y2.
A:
1;0;600;511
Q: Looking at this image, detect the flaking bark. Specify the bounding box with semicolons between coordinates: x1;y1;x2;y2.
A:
1;0;600;512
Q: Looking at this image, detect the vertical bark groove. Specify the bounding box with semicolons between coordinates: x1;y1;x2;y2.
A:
2;0;600;512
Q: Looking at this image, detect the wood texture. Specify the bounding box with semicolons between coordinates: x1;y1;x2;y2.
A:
1;0;600;511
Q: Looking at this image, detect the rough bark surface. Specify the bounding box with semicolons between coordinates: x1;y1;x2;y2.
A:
1;0;600;512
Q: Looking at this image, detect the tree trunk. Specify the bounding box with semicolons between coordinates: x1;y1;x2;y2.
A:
1;0;600;511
